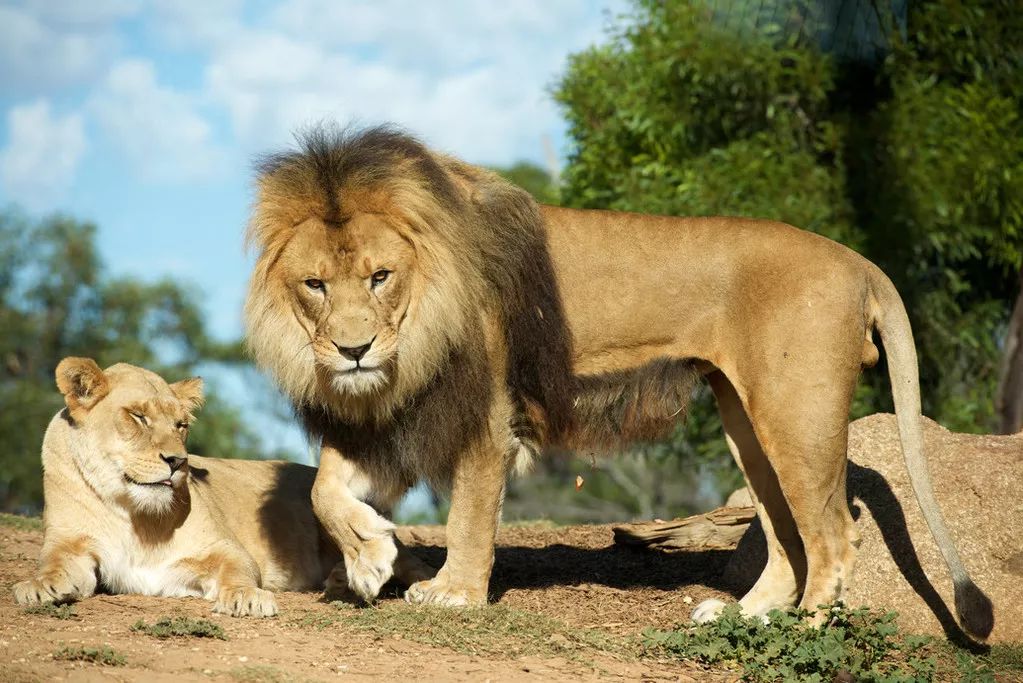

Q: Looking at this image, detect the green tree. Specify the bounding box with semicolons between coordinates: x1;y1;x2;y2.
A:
0;210;290;513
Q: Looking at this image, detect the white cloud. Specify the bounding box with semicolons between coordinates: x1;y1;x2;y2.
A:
0;99;86;211
197;1;623;165
0;2;133;94
89;59;226;182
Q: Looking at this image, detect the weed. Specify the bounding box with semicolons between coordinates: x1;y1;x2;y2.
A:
131;616;227;640
23;603;77;620
53;645;126;666
645;604;936;682
0;514;42;532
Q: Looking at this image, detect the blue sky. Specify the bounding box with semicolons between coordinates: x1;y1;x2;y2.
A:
0;0;626;472
0;0;625;340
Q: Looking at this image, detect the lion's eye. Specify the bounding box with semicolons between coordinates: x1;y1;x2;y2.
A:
370;270;391;287
176;421;189;433
304;278;324;291
129;412;148;427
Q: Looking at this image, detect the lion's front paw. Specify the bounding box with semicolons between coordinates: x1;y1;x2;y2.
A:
213;586;278;618
404;576;486;607
341;508;398;603
13;572;89;606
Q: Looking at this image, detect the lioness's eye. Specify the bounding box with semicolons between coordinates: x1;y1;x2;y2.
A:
130;412;148;427
370;270;391;287
304;278;324;291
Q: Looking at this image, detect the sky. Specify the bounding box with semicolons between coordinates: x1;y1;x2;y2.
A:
0;0;626;340
0;0;626;473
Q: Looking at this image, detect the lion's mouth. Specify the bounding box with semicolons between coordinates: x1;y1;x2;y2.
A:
124;475;173;487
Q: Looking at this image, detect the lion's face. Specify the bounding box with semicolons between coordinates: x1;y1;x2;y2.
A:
55;358;203;513
279;213;417;396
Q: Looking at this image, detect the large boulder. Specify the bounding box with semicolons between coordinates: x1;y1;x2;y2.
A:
726;413;1022;642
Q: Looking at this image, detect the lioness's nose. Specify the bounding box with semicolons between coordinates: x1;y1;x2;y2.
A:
335;339;373;362
161;454;186;473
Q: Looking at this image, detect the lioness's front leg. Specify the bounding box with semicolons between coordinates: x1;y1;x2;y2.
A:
312;442;401;602
13;536;98;606
405;440;507;607
177;540;277;617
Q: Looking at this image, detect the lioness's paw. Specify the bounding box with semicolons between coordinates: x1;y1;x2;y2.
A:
13;573;87;606
404;577;486;607
213;587;278;618
691;598;729;624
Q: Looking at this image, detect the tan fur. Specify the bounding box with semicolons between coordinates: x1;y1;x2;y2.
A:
12;358;343;617
244;126;991;639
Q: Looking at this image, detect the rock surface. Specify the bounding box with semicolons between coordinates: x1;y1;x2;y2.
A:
726;413;1023;642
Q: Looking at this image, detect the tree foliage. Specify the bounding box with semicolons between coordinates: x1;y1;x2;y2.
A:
0;210;287;512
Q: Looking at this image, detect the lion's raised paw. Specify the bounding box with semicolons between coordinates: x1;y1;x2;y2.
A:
213;586;278;618
344;533;397;603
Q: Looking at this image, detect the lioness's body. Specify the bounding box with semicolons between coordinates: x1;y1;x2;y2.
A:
14;360;339;616
245;126;992;639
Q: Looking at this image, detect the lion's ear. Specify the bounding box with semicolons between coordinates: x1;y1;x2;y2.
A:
55;357;110;418
170;377;204;412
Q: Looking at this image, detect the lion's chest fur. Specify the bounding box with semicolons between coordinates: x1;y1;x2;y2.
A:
92;520;213;599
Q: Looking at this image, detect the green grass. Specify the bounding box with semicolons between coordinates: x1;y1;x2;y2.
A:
646;603;1023;683
53;645;126;666
131;616;227;640
23;603;76;620
328;602;630;659
0;513;42;532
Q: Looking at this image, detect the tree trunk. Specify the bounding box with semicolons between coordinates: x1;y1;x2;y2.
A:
996;269;1023;434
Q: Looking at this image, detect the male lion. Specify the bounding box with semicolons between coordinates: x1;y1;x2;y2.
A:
13;357;346;616
245;125;993;639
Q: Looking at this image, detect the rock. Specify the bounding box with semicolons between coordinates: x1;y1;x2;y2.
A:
726;413;1023;642
614;506;756;549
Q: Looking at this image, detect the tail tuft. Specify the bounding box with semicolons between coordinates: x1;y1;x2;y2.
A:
954;577;994;640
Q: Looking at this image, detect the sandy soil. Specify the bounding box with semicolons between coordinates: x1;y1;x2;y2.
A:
0;522;739;682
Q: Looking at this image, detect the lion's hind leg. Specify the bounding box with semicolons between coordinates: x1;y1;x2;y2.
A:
692;371;806;623
740;368;861;620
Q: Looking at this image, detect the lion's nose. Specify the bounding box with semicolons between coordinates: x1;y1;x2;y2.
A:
161;454;187;473
335;339;373;362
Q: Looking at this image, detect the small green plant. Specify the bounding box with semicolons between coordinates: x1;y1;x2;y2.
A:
0;513;43;532
645;604;936;682
131;616;227;640
53;645;126;666
23;603;77;620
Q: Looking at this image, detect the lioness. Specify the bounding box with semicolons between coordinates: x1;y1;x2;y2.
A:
12;357;343;616
245;125;993;639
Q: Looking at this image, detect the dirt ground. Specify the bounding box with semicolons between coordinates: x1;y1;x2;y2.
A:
0;520;740;682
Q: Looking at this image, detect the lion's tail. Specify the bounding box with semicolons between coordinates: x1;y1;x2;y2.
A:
869;267;994;640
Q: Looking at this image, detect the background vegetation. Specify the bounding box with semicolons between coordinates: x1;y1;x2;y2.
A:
1;0;1019;522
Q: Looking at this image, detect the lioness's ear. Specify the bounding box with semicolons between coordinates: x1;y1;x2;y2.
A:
170;377;204;411
55;357;110;418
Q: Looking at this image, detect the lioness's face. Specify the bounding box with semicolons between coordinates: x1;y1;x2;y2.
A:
279;213;416;396
55;358;203;513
